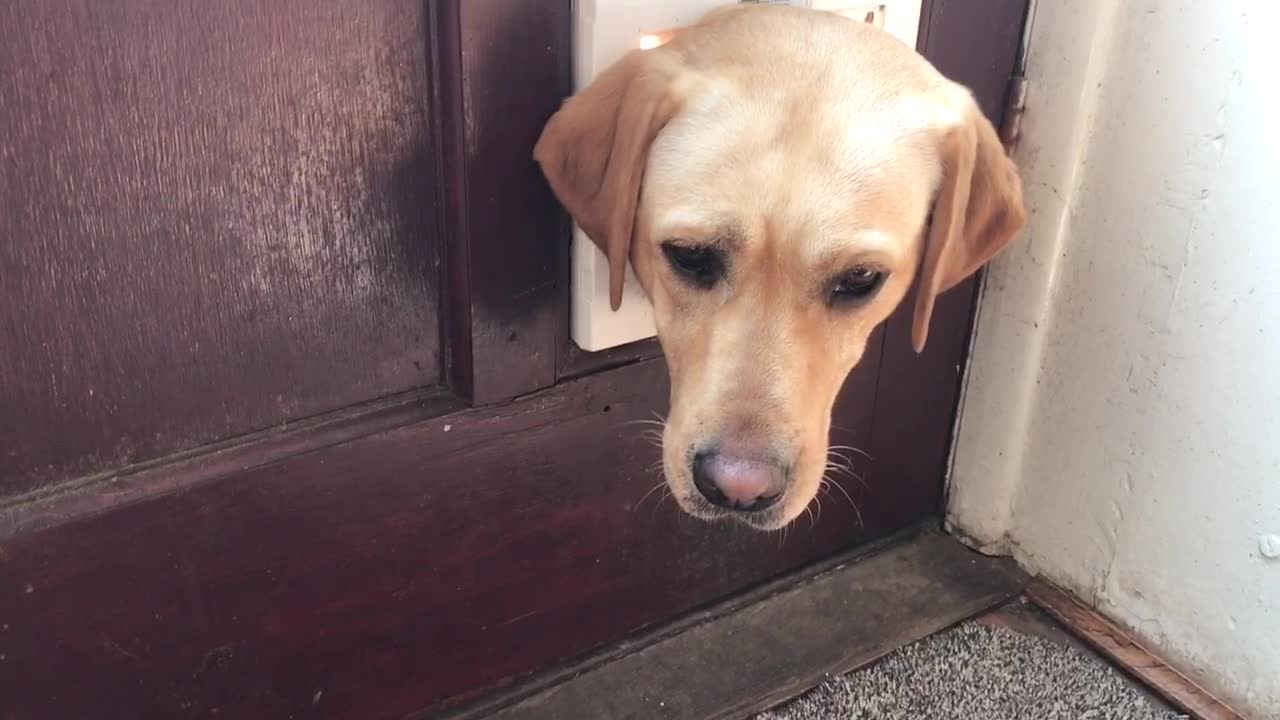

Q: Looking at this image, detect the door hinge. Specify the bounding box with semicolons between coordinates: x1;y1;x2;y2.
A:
1000;74;1028;153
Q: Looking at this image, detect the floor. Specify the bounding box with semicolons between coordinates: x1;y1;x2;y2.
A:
461;526;1029;720
757;601;1186;720
441;527;1201;720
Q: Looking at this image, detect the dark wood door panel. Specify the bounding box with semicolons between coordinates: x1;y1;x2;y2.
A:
0;353;913;720
867;0;1028;505
0;0;443;495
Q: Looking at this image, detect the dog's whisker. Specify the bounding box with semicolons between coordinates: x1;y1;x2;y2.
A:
824;454;870;489
824;474;864;528
824;462;855;480
825;450;855;471
651;488;675;518
825;448;860;467
623;414;668;452
826;468;868;491
828;444;873;460
633;480;668;513
817;479;834;503
827;476;857;507
840;465;870;489
620;418;667;429
639;429;665;449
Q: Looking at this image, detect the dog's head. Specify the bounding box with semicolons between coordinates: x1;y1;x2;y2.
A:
535;6;1025;530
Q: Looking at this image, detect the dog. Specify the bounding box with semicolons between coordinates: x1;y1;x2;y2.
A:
535;4;1025;530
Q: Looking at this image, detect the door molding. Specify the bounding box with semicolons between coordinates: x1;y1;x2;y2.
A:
434;0;572;405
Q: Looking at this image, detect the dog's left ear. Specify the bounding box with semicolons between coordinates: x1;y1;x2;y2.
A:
912;96;1027;352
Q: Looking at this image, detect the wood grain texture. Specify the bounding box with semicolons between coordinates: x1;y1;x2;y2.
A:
0;388;461;540
0;0;443;495
1026;583;1248;720
868;0;1029;515
0;358;910;720
436;0;570;404
469;527;1028;720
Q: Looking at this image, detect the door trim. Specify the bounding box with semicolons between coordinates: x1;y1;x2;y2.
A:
434;0;573;405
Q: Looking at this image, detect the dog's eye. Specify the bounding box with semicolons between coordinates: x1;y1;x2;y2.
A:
831;266;884;303
662;242;722;288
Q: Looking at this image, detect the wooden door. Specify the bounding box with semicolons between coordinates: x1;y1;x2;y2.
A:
0;1;1027;718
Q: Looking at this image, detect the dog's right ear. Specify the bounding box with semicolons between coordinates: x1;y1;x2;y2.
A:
534;49;687;310
911;94;1026;352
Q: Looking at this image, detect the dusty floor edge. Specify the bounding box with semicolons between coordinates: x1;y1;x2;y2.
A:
762;608;1186;720
1025;582;1249;720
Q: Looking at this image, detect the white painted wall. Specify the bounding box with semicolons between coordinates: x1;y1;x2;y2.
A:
947;1;1279;716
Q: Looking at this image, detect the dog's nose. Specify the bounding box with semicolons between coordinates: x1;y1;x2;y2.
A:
692;450;785;512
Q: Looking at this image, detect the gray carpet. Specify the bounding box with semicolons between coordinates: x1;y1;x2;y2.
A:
756;622;1187;720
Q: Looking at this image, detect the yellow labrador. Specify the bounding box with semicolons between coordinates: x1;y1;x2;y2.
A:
535;5;1025;530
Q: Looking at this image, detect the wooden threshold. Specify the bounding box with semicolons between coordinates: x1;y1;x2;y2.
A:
1026;582;1247;720
436;524;1028;720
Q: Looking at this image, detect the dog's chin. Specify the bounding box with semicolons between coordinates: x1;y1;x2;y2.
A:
669;487;800;531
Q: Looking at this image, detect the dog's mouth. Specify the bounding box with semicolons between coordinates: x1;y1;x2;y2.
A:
674;488;796;531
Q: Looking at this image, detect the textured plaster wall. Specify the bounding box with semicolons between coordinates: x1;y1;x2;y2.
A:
947;1;1279;715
